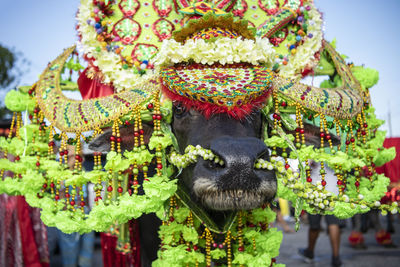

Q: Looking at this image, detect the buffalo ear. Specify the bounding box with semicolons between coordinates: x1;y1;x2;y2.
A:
88;124;153;153
300;122;341;148
88;127;112;152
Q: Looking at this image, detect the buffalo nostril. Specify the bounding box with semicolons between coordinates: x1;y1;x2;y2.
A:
257;148;270;160
206;160;217;169
204;158;225;170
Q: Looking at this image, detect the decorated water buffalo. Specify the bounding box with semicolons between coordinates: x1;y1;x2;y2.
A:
0;0;396;266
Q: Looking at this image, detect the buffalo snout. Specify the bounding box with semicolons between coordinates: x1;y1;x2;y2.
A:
192;136;277;211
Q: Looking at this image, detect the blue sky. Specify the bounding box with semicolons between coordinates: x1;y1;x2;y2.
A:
1;0;399;136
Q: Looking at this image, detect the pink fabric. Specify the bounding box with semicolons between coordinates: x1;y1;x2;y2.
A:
30;208;49;266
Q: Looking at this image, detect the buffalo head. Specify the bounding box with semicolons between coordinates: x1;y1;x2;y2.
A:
171;102;277;211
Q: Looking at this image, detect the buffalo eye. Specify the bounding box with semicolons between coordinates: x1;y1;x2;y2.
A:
173;102;187;117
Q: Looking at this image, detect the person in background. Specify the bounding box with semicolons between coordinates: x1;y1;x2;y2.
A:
298;161;342;267
47;145;95;267
349;164;397;249
273;198;294;233
349;210;396;249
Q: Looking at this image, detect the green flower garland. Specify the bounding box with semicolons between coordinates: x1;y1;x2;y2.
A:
153;202;284;267
266;113;395;219
167;124;395;220
0;160;177;234
0;107;178;234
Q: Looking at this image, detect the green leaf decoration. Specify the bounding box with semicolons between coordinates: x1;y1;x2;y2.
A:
251;208;276;223
182;226;198;244
174;206;191;223
104;151;131;171
149;135;173;150
5;90;36;112
124;149;154;165
143;175;177;200
351;66;379;90
264;134;294;148
210;249;226;260
161;122;180;152
374;147;396;167
280;113;297;131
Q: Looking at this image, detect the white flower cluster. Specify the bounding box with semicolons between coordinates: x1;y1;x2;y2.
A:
257;158;337;211
154;37;276;70
168;145;224;169
254;158;275;171
169;145;295;175
76;0;154;93
283;178;336;212
279;5;323;79
281;170;400;215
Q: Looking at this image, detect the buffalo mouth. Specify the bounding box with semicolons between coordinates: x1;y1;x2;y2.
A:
193;178;277;211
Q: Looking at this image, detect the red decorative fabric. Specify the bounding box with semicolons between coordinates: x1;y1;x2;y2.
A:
115;251;133;267
0;194;23;267
376;137;400;183
17;196;43;267
381;187;400;204
100;233;118;267
129;220;141;266
30;208;49;266
0;195;49;267
77;67;115;100
100;226;141;267
161;81;272;120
